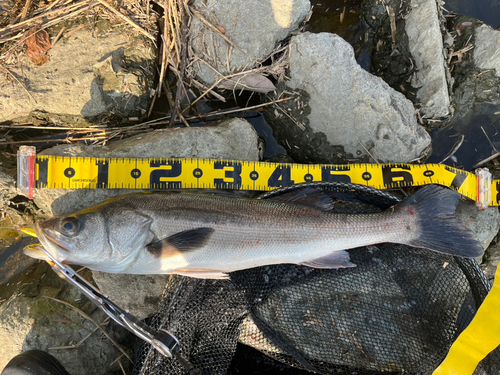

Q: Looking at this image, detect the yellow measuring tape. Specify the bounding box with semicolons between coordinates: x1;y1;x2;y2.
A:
25;155;497;206
432;264;500;375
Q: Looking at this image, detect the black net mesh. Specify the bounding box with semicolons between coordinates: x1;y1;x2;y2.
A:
132;183;499;375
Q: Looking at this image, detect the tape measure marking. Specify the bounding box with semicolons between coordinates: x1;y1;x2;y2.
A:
33;156;498;205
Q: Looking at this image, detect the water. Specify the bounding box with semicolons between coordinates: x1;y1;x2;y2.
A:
445;0;500;29
0;218;38;286
308;0;371;70
426;103;500;170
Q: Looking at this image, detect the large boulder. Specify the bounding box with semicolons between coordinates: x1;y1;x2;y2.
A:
190;0;310;85
264;32;431;163
363;0;452;119
33;118;262;216
0;22;155;123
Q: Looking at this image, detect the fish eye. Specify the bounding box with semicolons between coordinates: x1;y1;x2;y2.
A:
60;217;81;236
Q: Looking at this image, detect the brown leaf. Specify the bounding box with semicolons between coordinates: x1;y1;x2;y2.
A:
454;21;473;31
25;29;52;66
219;73;276;94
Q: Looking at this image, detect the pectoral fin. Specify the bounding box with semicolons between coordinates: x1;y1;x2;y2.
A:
147;227;215;258
300;250;356;269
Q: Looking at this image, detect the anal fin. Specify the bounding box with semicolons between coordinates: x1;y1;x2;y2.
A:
300;250;356;269
173;269;230;279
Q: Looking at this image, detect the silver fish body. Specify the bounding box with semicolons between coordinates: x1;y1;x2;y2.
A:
28;185;483;279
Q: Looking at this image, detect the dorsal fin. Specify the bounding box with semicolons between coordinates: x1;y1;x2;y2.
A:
265;187;335;211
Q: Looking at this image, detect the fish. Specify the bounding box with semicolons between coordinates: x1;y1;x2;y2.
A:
24;184;484;279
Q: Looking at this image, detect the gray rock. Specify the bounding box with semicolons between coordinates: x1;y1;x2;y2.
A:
0;25;154;122
405;0;451;118
0;262;130;374
268;32;430;163
91;272;171;320
191;0;310;86
474;24;500;77
481;240;500;284
455;199;500;262
0;168;16;211
31;118;261;319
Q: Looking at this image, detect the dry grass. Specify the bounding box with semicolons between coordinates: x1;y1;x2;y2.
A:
0;0;291;146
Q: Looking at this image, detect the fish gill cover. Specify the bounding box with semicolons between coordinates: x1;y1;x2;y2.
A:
132;183;500;375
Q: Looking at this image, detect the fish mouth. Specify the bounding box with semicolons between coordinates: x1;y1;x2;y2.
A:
23;243;51;260
28;221;73;262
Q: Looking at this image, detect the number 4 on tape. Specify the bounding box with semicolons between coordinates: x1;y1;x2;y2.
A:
432;264;500;374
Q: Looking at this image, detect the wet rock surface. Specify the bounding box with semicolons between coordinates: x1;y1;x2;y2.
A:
0;262;132;374
264;32;430;163
191;0;310;86
425;16;500;168
0;23;154;123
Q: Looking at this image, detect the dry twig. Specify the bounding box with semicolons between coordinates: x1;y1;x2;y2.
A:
95;0;155;41
44;296;132;362
439;134;464;164
189;6;245;53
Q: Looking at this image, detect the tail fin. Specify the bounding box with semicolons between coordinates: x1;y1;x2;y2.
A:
398;185;484;258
